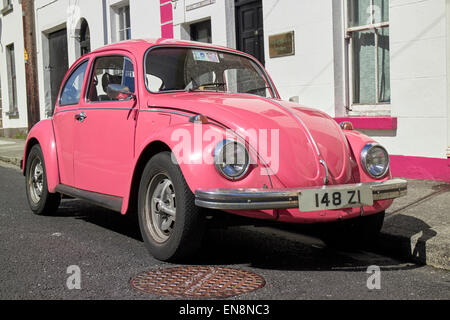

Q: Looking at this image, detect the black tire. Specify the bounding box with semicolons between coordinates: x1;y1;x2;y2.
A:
321;211;385;249
137;152;205;261
25;144;61;215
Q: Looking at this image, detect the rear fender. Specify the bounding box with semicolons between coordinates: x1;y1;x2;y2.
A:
23;120;60;193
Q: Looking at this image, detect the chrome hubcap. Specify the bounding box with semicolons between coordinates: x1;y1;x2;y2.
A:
28;158;44;204
144;174;176;243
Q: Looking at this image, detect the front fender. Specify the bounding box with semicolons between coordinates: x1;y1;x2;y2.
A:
121;122;273;213
344;130;392;183
23;120;60;193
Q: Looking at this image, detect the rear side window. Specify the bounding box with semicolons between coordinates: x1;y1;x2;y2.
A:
87;55;135;102
59;60;88;106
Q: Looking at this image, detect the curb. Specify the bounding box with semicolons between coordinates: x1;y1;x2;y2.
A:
0;156;21;168
377;232;449;271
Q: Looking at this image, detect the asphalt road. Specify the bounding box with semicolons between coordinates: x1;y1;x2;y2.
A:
0;165;449;300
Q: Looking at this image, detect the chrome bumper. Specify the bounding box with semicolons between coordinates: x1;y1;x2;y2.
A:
195;178;407;210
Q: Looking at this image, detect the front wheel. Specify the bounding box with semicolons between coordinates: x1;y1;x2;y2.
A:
25;144;61;215
137;152;205;261
321;211;385;249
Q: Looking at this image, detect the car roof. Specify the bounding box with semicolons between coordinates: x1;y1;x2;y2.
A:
88;38;241;57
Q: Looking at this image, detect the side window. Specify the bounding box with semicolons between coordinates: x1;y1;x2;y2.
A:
59;60;89;106
87;55;135;102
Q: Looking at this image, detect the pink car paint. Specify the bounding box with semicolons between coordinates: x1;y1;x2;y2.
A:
23;39;398;222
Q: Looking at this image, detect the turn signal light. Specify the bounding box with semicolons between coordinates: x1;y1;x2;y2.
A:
340;121;354;130
189;114;209;124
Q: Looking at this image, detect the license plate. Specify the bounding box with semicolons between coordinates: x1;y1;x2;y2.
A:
298;185;373;212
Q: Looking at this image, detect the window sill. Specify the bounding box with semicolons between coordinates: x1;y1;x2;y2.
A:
6;111;19;119
1;4;13;15
334;116;397;130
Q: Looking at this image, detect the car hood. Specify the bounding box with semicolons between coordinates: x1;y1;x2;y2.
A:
148;92;354;187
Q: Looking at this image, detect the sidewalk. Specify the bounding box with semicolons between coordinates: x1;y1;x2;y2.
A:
0;138;25;168
0;137;449;270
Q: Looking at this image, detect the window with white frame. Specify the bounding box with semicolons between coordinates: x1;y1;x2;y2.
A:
347;0;390;108
1;0;13;14
5;43;18;115
3;0;12;8
118;5;131;41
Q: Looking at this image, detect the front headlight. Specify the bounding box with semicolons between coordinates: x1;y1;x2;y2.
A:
361;143;390;179
214;139;250;180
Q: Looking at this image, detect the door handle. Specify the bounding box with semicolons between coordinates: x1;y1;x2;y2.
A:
75;111;87;122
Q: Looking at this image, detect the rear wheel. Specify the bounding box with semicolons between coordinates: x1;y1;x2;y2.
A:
25;145;61;215
321;211;385;249
137;152;205;261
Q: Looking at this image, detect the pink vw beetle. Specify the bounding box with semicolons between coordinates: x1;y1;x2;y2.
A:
22;39;407;261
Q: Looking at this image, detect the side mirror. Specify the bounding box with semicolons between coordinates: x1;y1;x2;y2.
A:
289;96;299;103
107;84;135;100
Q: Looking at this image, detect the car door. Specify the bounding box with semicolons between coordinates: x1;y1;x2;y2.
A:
73;52;138;197
53;59;90;187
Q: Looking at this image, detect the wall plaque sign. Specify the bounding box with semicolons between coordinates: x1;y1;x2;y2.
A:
186;0;216;11
269;31;295;58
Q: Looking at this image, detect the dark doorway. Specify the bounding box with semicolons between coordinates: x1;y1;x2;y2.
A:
235;0;265;65
190;19;212;44
79;19;91;56
48;28;69;112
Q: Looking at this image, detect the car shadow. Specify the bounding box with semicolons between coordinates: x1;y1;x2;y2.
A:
54;199;421;273
189;225;420;272
379;214;437;265
55;199;142;241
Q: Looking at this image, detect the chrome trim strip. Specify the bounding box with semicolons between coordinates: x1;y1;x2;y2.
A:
195;178;407;210
54;107;133;115
319;160;329;185
142;108;193;118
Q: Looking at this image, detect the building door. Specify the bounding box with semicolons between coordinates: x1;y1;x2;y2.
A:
48;29;69;114
235;0;265;65
190;20;212;43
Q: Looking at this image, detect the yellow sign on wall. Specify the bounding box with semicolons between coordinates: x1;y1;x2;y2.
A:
269;31;295;58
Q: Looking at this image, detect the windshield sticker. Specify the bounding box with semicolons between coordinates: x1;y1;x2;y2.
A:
192;50;220;63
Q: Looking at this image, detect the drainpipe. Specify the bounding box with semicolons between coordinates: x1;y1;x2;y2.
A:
102;0;108;45
22;0;40;130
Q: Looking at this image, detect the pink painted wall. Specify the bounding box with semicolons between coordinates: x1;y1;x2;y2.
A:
334;117;397;130
160;0;174;38
390;155;450;182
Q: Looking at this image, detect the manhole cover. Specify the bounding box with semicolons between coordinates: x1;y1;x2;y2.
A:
130;266;265;298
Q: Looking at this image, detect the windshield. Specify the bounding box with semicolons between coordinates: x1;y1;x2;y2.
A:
144;47;274;98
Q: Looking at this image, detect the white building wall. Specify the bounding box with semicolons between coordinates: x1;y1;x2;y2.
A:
263;0;337;117
34;0;106;119
0;0;28;129
262;0;449;160
373;0;448;159
107;0;160;43
447;0;450;158
173;0;235;47
33;0;161;119
1;0;448;162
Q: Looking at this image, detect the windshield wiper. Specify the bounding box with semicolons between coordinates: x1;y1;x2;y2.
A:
188;82;226;92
